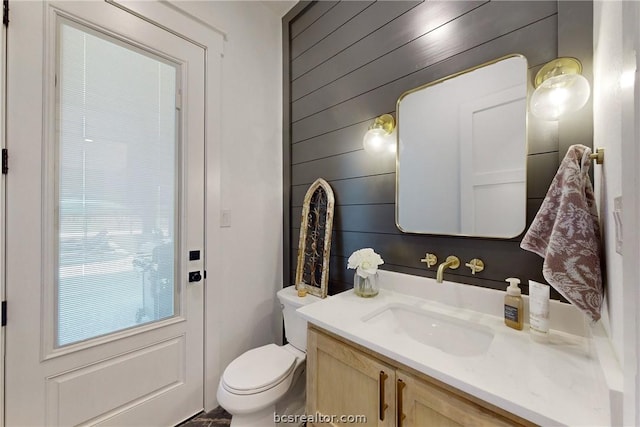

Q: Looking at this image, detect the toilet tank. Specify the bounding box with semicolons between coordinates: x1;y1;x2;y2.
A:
277;285;320;351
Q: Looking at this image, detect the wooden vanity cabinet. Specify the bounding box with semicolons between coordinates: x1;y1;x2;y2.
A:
306;326;535;427
306;326;396;426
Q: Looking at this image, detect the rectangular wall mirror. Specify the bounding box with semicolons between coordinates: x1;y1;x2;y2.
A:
396;54;528;238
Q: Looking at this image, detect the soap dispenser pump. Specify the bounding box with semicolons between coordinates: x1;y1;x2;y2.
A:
504;277;523;330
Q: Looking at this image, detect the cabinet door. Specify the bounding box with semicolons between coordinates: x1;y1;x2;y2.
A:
396;370;517;427
307;328;396;427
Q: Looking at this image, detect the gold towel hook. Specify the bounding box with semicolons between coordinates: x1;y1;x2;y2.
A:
589;147;604;165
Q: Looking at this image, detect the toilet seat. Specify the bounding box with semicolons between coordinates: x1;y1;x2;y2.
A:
222;344;297;395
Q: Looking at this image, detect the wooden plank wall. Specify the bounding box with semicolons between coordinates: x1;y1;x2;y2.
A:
283;1;593;298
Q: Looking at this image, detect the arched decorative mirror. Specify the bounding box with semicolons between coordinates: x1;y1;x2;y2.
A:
295;178;335;298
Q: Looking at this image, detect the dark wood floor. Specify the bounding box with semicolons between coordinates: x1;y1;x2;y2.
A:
177;406;231;427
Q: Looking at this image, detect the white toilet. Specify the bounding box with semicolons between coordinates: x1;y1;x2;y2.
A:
217;285;320;426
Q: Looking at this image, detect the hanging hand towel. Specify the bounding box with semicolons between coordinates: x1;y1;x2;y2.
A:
520;144;603;321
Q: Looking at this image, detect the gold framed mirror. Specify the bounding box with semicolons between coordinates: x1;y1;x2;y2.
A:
396;54;528;238
295;178;335;298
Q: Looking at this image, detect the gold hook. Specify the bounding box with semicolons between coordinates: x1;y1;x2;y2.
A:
589;147;604;165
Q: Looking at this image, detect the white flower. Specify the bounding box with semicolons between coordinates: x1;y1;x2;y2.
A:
347;248;384;278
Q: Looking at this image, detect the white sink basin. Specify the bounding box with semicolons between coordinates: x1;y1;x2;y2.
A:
361;303;494;357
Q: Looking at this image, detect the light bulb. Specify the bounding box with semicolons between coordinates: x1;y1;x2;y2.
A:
363;128;387;154
386;129;397;154
620;70;635;89
387;139;396;154
530;73;590;121
363;114;396;155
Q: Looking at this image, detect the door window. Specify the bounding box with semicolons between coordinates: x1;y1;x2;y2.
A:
57;21;180;347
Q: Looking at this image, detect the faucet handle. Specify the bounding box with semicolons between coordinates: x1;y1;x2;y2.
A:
465;258;485;275
420;253;438;268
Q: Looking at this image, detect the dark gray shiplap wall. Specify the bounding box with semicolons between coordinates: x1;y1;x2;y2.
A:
283;1;593;298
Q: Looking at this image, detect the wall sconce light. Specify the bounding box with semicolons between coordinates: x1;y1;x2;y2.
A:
363;114;396;155
530;57;591;121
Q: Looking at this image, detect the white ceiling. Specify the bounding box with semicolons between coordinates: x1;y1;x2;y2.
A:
260;0;297;17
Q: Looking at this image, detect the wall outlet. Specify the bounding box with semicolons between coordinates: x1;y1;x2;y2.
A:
221;209;231;228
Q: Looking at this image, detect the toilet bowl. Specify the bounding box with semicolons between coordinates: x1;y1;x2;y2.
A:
216;285;320;427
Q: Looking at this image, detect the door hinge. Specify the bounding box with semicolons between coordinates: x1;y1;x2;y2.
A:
2;149;7;174
3;0;8;27
175;89;182;110
1;301;6;326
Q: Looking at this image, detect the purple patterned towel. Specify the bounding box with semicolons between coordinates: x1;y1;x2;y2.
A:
520;144;603;322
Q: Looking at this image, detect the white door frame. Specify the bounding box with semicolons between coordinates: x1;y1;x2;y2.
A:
108;0;225;411
0;5;6;427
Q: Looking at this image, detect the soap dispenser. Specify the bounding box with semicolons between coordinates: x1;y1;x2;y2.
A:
504;278;523;330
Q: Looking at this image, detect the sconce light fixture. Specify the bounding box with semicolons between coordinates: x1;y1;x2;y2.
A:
363;114;396;155
530;57;590;121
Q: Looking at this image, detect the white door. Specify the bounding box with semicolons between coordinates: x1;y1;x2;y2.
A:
5;1;205;425
458;85;527;237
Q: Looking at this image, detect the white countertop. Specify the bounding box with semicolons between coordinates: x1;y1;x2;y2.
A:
297;275;613;426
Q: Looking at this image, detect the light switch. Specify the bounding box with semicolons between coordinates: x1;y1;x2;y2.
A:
614;196;623;255
221;209;231;228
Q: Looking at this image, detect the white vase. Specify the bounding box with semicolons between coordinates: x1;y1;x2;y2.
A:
353;272;379;297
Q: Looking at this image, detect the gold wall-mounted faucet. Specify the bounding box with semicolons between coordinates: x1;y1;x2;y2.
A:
436;256;460;283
